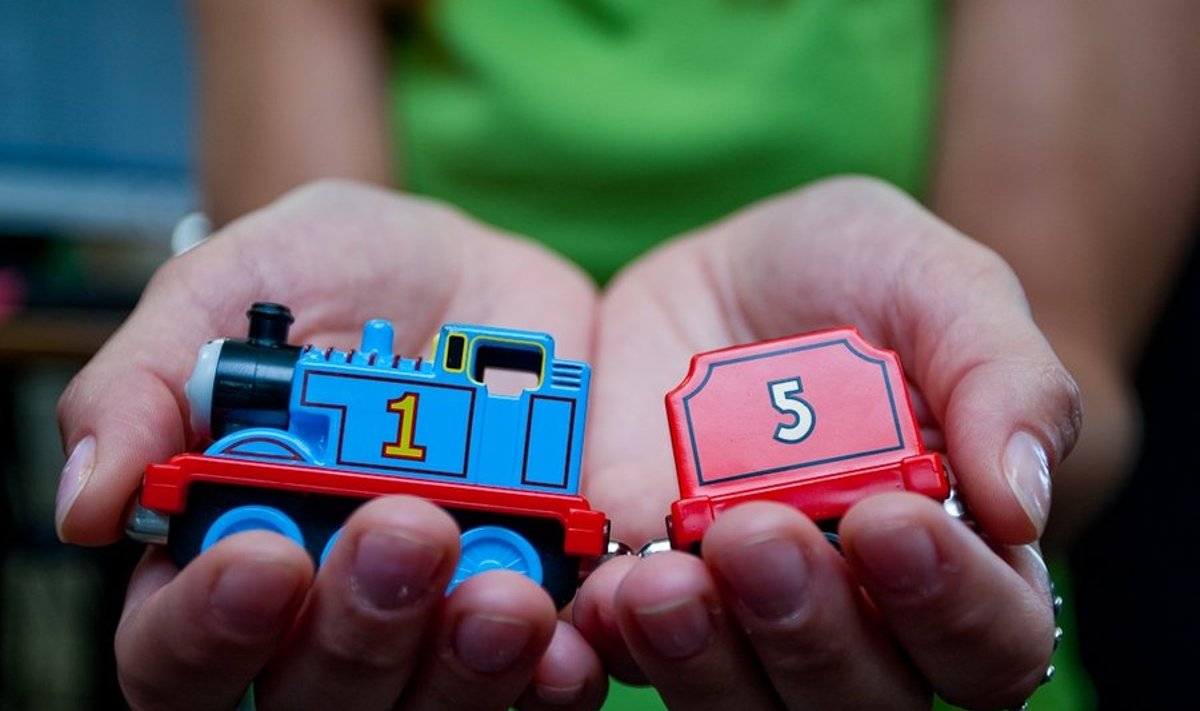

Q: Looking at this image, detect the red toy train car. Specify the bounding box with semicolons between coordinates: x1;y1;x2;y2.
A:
664;327;951;550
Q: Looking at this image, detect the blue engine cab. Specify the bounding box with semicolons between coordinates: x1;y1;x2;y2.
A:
133;303;606;608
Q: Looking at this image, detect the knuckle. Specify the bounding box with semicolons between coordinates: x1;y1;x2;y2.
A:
55;371;86;431
312;610;418;670
277;178;358;210
744;604;859;678
145;250;191;292
931;602;1051;708
115;630;240;711
767;635;858;680
767;175;916;231
807;174;910;206
920;237;1024;309
1050;367;1084;458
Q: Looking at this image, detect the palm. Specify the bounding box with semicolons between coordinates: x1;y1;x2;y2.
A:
58;179;1076;710
583;188;942;547
571;181;1074;710
57;183;609;711
59;184;598;544
584;239;747;546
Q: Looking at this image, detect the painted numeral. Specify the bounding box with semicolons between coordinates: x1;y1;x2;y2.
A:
769;377;815;443
382;393;427;460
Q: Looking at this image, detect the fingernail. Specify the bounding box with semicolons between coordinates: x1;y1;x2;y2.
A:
55;436;95;540
211;561;303;635
1004;431;1052;536
633;596;713;659
351;530;443;610
852;522;942;598
716;536;809;621
454;614;533;674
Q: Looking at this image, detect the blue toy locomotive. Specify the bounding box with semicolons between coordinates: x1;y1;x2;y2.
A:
127;303;609;608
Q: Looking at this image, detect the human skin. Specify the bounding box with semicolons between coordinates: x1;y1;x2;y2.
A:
575;178;1070;709
57;184;607;711
189;0;1200;554
59;178;1074;709
56;0;1200;708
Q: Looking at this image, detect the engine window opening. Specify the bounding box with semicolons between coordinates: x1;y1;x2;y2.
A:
444;333;467;371
472;343;543;395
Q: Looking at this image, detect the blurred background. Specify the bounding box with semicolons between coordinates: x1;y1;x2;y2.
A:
1;0;194;708
0;2;1196;710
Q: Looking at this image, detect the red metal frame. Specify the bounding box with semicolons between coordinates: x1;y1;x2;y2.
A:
142;453;608;557
668;452;947;550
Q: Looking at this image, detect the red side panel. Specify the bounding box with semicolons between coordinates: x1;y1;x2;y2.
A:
141;454;607;557
665;327;948;549
669;453;948;550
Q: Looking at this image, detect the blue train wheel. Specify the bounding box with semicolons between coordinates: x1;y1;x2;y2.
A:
319;527;345;567
200;505;306;553
450;525;544;593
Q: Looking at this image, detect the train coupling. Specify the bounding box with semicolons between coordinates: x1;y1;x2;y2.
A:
126;503;170;545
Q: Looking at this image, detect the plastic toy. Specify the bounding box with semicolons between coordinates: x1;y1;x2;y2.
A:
126;303;609;608
662;326;952;551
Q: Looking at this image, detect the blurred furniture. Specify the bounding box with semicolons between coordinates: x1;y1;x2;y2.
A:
0;299;132;709
0;2;196;708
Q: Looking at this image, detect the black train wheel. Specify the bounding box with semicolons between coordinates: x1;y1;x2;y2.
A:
168;485;582;608
167;483;360;568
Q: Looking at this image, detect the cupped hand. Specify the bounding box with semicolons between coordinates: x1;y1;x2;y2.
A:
574;177;1078;710
57;176;1080;710
56;181;608;711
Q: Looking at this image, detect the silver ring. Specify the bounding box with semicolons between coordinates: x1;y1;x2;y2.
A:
1011;565;1063;710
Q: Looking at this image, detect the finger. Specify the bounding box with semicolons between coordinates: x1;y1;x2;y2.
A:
398;571;558;711
252;497;460;711
514;621;608;711
841;493;1056;709
613;551;785;711
703;502;930;710
54;183;460;545
57;182;597;545
571;554;648;684
115;533;313;711
710;177;1080;543
587;237;740;545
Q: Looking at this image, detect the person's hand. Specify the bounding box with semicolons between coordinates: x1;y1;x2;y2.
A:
56;181;609;711
57;176;1077;710
574;177;1077;710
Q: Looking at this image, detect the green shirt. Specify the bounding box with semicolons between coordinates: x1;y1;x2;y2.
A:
391;2;1093;709
394;0;939;285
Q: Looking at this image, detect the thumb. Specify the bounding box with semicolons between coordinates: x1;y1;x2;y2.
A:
53;180;444;545
55;309;197;545
715;177;1081;544
54;179;596;545
54;248;242;544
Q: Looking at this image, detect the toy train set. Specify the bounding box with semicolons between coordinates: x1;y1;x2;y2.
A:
127;303;953;605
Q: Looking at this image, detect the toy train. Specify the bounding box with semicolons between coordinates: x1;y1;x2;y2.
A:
660;327;953;551
126;303;608;608
127;304;951;605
